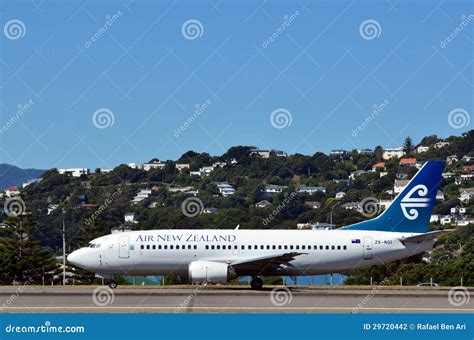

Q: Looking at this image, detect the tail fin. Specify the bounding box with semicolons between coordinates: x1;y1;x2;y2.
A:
342;160;445;233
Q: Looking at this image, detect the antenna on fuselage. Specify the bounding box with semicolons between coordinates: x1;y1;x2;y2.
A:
234;225;240;230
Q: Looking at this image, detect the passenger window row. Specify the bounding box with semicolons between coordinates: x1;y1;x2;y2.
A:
139;244;348;251
140;244;198;250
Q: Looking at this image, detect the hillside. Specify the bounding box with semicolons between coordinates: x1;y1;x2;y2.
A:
0;130;473;285
0;163;45;189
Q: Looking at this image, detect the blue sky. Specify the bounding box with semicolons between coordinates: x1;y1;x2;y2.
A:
0;0;472;169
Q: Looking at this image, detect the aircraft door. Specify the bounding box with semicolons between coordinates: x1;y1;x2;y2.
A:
119;236;130;259
363;237;373;260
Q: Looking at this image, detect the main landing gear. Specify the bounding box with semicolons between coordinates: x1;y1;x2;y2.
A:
108;279;118;289
250;277;263;290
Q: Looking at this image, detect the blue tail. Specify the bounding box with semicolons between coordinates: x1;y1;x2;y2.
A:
342;160;445;233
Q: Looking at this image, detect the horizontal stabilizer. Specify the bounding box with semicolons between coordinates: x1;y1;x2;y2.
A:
399;229;455;243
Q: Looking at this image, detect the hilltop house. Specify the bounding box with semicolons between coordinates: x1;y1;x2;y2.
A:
262;185;286;194
255;200;272;208
394;179;409;194
304;201;321;209
382;147;404;160
298;186;326;194
58;168;90;177
372;162;386;172
459;188;474;203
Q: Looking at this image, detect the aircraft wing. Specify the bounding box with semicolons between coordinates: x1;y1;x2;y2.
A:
399;229;456;243
230;252;306;275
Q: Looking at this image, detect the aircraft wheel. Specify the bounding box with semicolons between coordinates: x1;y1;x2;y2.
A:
108;280;118;289
250;277;263;290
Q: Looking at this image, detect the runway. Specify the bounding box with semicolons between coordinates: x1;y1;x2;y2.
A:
0;286;472;314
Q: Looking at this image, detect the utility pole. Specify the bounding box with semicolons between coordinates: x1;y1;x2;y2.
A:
62;213;66;286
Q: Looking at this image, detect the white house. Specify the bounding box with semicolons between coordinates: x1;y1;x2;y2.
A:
298;186;326;194
58;168;90;177
335;192;346;199
416;145;430;153
47;204;59;215
462;155;474;162
5;186;20;197
459;188;474;203
304;201;321;209
262;185;286;194
434;141;449;149
255;200;272;208
143;162;166;171
128;163;143;170
349;170;367;179
430;215;440;223
457;218;473;227
216;182;236;197
382;147;404;160
132;189;152;204
175;163;190;171
440;215;454;225
436;190;445;201
124;213;138;224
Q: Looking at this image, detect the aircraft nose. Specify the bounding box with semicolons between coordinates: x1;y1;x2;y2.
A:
67;249;83;268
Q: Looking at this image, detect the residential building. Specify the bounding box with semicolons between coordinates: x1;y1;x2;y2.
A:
124;213;138;224
215;182;236;197
462;155;474;162
382;147;404;160
98;168;113;174
335;192;346;199
255;200;272;208
5;186;20;197
143;162;166;171
463;165;474;173
262;184;286;194
394;179;409;194
175;163;190;171
203;207;219;214
457;218;474;227
436;190;445;201
399;158;416;167
434;141;449;149
132;189;152;204
459;188;474;203
330;149;349;159
47;204;59;215
442;172;455;179
349;170;367;179
430;215;440;223
446;155;458;165
372;162;386;172
379;199;393;210
128;163;143;170
58;168;90;177
304;201;321;209
341;202;359;210
440;215;454;225
416;145;430;153
298;186;326;194
357;149;373;154
168;186;194;193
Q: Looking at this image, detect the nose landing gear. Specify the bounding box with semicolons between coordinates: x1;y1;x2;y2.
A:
108;280;118;289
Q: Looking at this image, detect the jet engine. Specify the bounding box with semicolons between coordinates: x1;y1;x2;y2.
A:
188;260;237;284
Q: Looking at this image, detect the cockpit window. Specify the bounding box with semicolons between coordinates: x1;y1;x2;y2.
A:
87;243;101;248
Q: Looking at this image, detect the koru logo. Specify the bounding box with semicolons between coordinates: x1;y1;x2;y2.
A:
400;184;431;220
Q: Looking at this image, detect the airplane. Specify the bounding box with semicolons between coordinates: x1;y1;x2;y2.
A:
67;160;451;289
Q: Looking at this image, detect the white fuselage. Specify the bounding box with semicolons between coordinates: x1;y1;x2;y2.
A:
67;229;435;277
